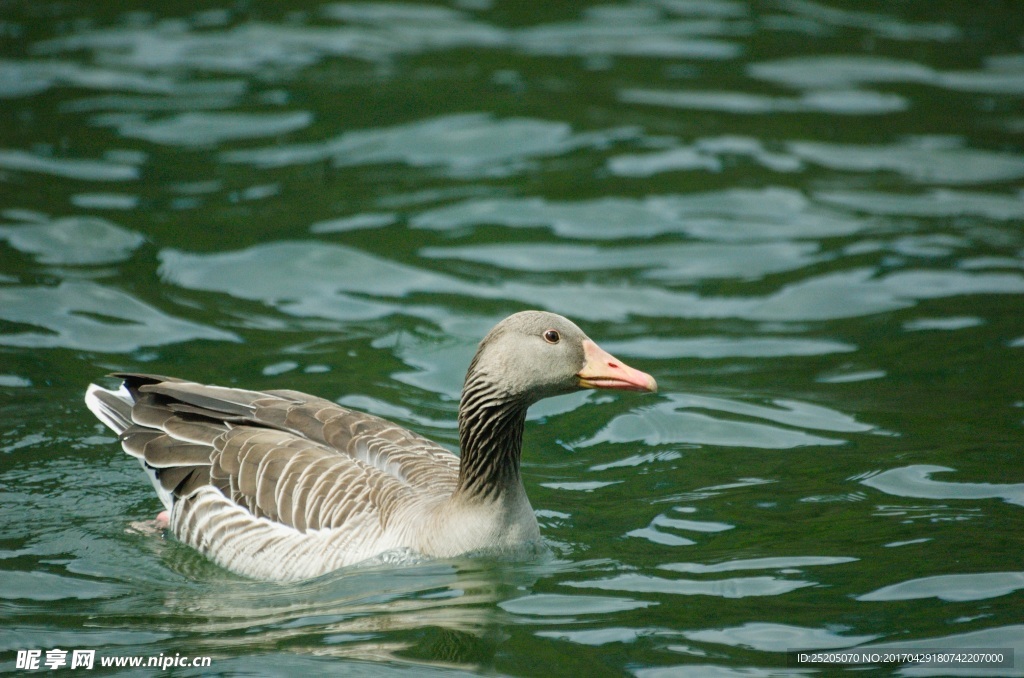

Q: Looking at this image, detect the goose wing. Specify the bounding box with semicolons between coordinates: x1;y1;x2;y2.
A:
89;373;460;533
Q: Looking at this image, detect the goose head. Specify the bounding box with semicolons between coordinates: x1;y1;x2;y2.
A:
465;311;657;404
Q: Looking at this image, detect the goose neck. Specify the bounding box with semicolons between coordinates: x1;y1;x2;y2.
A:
454;372;528;501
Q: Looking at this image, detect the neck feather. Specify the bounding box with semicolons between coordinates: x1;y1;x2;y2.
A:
455;367;528;502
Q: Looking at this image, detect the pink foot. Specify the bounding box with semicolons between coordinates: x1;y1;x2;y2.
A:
155;510;170;530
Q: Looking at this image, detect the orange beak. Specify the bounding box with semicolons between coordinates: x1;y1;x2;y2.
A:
577;339;658;393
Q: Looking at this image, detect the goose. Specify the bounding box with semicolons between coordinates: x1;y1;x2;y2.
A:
85;311;657;581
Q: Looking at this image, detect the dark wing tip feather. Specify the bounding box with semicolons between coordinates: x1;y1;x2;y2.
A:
109;372;185;399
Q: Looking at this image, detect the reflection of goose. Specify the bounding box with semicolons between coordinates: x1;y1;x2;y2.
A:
85;311;656;581
155;558;561;666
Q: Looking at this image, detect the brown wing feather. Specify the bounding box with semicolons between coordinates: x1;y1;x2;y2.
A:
111;373;459;534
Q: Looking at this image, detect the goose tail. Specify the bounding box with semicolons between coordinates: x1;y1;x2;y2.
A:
85;381;174;511
85;382;134;434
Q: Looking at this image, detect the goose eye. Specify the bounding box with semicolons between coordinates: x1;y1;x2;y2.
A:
543;329;560;344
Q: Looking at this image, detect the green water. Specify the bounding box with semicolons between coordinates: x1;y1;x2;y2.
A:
1;1;1023;676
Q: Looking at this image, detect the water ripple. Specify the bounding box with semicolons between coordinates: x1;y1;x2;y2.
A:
422;241;826;281
860;465;1024;506
223;112;636;176
413;188;872;241
636;665;811;678
0;149;140;182
158;238;1024;328
788;138;1024;185
580;393;871;449
100;110;313;147
580;406;845;449
500;593;654;616
815;189;1024;220
857;572;1024;602
621;87;908;115
27;3;746;76
684;621;878;652
603;336;856;359
564;574;814;598
628;511;733;547
0;281;237;351
514;8;742;60
0;213;144;265
660;556;857;574
0;58;179;98
751;53;1024;94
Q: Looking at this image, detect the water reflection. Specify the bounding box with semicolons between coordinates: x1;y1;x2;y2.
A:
30;2;745;75
860;465;1024;507
423;241;826;281
683;622;878;652
604;336;855;359
660;556;857;573
0;213;143;264
857;572;1024;602
751;53;1024;94
69;193;140;210
787;138;1024;185
620;86;908;115
514;6;741;60
158;241;456;321
815;189;1024;220
155;237;1024;333
635;665;810;678
129;557;608;668
536;626;668;647
776;0;961;41
563;573;815;598
0;570;127;602
627;509;733;547
500;593;654;616
412;188;873;241
0;58;182;97
99;111;313;147
0;149;140;181
580;393;872;449
224;113;638;176
0;281;237;351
